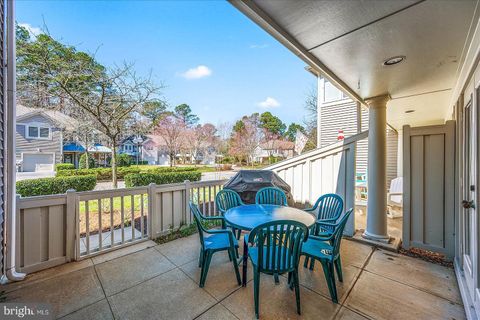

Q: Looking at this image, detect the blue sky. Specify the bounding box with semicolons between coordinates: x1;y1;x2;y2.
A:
16;0;315;127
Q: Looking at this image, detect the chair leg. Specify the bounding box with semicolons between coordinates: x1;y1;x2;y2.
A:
236;229;242;240
309;259;315;270
334;258;343;282
198;249;204;268
288;272;293;290
200;251;213;288
320;260;338;303
293;269;301;315
230;248;241;285
228;249;233;261
303;256;309;268
253;269;260;319
242;238;248;287
274;273;280;284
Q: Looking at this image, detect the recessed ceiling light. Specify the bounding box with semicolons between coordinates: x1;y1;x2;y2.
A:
405;109;415;114
383;56;406;66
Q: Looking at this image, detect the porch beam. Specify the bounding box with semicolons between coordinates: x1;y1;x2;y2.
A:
363;94;391;242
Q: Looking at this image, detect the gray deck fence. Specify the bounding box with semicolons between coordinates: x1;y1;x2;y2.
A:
16;179;227;273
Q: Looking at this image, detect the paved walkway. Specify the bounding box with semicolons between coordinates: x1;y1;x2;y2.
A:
2;236;465;319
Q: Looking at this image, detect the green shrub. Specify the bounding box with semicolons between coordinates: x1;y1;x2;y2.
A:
55;163;75;171
124;171;202;187
56;167;142;180
147;166;197;173
17;175;97;197
116;154;131;167
79;153;96;169
56;165;198;180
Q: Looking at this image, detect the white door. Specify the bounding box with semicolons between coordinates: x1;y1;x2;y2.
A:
22;153;54;172
462;96;478;299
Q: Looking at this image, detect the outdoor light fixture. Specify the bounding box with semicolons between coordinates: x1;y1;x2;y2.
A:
405;109;415;114
383;55;406;66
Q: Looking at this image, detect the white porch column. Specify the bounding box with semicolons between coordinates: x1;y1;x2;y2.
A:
363;94;391;242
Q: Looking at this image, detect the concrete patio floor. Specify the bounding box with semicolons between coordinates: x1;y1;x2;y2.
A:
2;234;465;319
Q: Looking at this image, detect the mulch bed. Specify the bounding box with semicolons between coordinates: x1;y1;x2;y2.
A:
399;247;453;268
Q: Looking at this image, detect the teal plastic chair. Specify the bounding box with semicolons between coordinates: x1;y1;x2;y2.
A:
215;189;244;238
189;202;241;288
303;194;343;267
246;220;308;318
300;208;353;303
255;187;288;206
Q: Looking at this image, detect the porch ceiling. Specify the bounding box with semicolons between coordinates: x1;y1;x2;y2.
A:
231;0;480;129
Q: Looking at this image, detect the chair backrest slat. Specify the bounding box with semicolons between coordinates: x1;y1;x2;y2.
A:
215;189;243;214
255;187;288;206
189;202;207;250
316;193;343;221
249;220;308;273
331;208;353;259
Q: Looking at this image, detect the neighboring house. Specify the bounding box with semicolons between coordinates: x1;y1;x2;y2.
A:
119;135;170;165
316;77;399;186
15;104;75;172
253;139;295;164
119;135;146;164
142;135;170;165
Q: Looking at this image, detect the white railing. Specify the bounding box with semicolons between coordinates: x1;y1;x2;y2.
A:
75;186;149;259
16;179;227;271
265;131;368;236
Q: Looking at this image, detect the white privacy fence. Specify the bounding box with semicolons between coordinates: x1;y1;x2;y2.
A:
16;179;227;272
266;131;368;236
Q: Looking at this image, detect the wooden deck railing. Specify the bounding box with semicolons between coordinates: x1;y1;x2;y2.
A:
16;179;227;272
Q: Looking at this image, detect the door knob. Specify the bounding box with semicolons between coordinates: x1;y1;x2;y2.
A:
462;200;475;209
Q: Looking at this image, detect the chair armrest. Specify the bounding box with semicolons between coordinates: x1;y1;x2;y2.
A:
309;234;334;242
388;192;403;196
316;220;337;227
203;215;225;221
317;217;337;223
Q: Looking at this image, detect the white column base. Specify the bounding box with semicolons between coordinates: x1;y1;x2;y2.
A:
362;230;391;243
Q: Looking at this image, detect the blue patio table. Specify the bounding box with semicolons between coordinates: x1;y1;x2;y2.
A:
224;204;316;286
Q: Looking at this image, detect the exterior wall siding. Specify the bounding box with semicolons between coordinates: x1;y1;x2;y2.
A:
319;98;398;186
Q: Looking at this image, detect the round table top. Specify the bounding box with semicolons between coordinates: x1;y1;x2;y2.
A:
224;204;316;231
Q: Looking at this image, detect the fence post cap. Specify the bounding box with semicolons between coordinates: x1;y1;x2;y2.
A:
66;189;76;193
148;183;156;187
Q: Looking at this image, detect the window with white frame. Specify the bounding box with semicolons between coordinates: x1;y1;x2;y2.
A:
26;124;51;139
324;80;349;103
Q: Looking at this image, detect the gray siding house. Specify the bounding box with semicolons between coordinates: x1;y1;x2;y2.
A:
15;105;75;172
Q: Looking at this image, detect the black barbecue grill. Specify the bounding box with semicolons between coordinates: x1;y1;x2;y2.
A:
223;170;293;205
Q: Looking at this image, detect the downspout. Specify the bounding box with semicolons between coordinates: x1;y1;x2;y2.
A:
2;0;26;282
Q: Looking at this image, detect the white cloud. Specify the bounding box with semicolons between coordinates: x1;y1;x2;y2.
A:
180;65;212;79
257;97;280;109
19;23;42;39
249;43;269;49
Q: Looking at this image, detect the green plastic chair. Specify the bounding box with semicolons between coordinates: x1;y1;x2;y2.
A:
189;202;241;288
255;187;288;206
246;220;308;318
215;189;244;239
300;208;353;303
303;194;343;268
